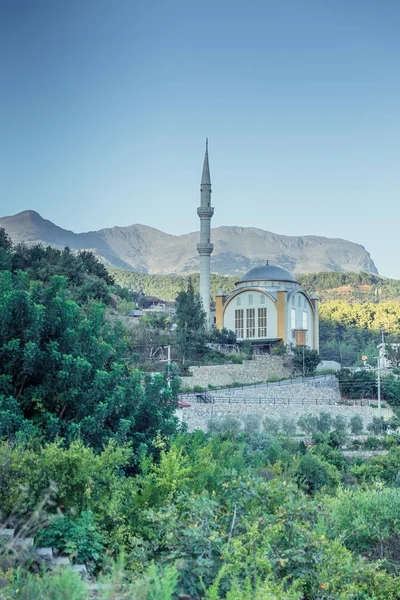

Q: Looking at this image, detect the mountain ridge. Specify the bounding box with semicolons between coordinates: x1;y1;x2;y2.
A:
0;210;378;276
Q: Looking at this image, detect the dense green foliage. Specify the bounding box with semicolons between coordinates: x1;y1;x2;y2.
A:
1;234;400;597
175;279;207;363
2;429;400;598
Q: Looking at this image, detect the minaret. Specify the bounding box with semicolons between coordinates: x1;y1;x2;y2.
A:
197;139;214;325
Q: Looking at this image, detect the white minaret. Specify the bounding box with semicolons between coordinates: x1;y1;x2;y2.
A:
197;139;214;324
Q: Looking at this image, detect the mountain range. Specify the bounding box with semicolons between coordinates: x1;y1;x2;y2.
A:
0;210;378;276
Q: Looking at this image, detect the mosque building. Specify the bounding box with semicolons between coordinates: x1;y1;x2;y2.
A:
196;141;320;353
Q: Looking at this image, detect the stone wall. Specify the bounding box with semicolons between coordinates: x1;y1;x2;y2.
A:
181;356;291;389
178;379;393;433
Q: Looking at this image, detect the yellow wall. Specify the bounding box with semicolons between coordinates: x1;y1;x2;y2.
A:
277;290;286;342
216;294;225;329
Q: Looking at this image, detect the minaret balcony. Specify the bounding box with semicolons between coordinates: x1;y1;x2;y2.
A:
197;242;214;255
197;206;214;219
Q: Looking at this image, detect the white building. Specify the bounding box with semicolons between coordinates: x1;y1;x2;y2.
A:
215;263;319;353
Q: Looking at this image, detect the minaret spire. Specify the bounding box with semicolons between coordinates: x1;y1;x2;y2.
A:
201;137;211;185
197;139;214;325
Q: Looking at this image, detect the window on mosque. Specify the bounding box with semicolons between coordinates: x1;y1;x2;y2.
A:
291;308;296;329
248;294;253;305
304;298;307;308
302;311;308;330
260;294;265;304
258;307;267;337
237;296;241;306
298;296;301;307
235;309;244;338
292;296;295;306
246;308;255;338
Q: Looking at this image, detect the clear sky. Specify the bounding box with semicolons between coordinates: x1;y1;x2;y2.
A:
1;0;399;277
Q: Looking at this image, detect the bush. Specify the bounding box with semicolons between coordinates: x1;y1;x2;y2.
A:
367;417;387;436
328;429;347;449
295;453;339;494
242;414;261;436
230;354;243;364
316;412;333;433
362;436;380;450
350;415;363;435
333;415;347;432
280;417;297;435
263;417;280;435
35;511;105;572
298;414;318;434
207;416;242;439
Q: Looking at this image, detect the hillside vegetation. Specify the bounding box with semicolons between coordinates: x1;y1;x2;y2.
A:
1;233;400;598
112;269;400;366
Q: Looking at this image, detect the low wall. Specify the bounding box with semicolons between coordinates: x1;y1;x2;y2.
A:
181;356;291;389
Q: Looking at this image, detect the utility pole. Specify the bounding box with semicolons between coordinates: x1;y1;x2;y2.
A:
377;355;381;419
160;345;172;387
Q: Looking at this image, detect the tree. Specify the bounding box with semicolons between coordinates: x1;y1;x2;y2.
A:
292;346;320;375
333;415;347;432
298;414;318;434
0;271;179;457
295;453;339;494
316;412;333;433
384;343;400;368
175;279;206;363
350;414;363;435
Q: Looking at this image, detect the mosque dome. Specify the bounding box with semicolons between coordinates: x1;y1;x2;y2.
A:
239;263;296;284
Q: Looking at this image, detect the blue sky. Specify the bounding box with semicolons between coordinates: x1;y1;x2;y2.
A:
1;0;399;277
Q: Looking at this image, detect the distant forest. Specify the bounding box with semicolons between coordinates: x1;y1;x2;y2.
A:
111;269;400;366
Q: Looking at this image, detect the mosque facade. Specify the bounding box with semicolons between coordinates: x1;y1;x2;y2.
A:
197;142;319;352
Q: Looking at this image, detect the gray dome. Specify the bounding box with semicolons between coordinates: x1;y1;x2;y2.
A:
240;264;296;283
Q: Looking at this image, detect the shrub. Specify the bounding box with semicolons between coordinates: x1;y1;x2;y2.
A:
207;416;242;439
280;417;297;435
317;412;333;433
242;414;261;436
333;415;347;432
295;453;339;494
350;415;363;435
367;417;387;436
35;511;105;572
362;437;380;450
328;429;347;449
263;417;280;435
298;414;318;434
230;354;243;364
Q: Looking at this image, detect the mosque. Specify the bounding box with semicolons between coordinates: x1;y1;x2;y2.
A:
197;141;319;353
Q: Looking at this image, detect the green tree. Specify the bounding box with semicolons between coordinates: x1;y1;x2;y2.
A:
175;279;206;363
292;346;320;375
0;271;179;455
350;414;363;435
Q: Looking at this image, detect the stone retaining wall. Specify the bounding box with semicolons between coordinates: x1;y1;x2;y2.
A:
181;356;291;389
178;380;393;432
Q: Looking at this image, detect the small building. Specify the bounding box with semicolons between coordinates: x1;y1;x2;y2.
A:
127;309;143;318
145;296;166;309
215;263;319;353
